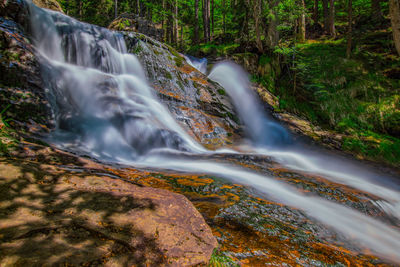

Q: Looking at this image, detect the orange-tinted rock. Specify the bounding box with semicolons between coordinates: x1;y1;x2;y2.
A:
0;145;217;266
124;32;241;149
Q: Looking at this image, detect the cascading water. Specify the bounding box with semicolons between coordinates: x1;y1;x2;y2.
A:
26;1;400;263
28;2;204;162
209;62;291;147
184;55;208;74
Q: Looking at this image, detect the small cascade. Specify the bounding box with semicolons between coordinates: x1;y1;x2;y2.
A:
209;62;291;147
184;55;208;74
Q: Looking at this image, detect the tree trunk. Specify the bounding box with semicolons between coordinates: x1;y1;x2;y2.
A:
253;0;264;52
298;0;306;42
194;0;199;44
266;0;279;50
162;0;166;41
346;0;352;58
329;0;335;37
211;0;214;40
371;0;383;22
202;0;210;42
390;0;400;55
181;24;184;48
114;0;118;19
79;0;83;19
313;0;319;24
322;0;329;32
137;0;140;16
174;0;178;44
167;1;173;43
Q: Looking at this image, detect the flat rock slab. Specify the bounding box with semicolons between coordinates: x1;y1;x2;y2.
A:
0;155;217;266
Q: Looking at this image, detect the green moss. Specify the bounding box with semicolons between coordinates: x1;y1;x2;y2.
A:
217;89;226;96
131;44;143;54
165;71;173;80
173;56;183;67
208;249;238;267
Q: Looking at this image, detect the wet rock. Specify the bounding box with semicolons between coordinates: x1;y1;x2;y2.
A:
0;5;54;132
123;32;242;148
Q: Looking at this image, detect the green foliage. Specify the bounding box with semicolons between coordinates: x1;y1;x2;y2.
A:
276;39;400;165
186;43;239;57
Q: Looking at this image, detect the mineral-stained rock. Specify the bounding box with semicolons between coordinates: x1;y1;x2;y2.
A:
0;145;218;266
124;32;242;148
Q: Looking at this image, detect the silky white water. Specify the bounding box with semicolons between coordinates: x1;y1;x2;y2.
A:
26;1;400;263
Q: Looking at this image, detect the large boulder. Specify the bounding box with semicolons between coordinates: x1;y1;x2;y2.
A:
0;144;218;266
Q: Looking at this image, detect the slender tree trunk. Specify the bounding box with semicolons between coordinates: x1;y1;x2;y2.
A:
298;0;306;42
253;0;264;52
329;0;335;37
390;0;400;55
162;0;166;41
174;0;178;44
322;0;329;32
114;0;118;18
346;0;353;58
181;24;184;48
207;0;211;41
266;0;279;50
371;0;383;22
211;0;214;40
167;1;173;43
194;0;199;44
202;0;210;42
79;0;83;19
313;0;319;24
137;0;140;16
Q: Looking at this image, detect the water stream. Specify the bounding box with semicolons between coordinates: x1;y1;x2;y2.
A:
26;1;400;263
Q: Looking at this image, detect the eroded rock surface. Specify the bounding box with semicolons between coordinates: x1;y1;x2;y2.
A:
0;143;217;266
124;32;241;148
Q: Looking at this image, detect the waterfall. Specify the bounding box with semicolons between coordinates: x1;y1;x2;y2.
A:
25;1;400;263
209;62;291;147
27;2;204;161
